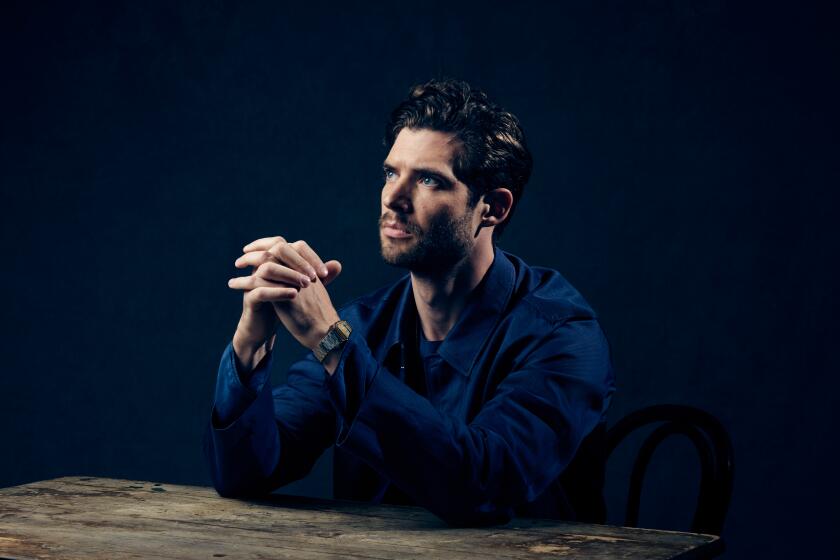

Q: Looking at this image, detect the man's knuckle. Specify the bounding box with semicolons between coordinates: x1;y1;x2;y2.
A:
261;251;276;263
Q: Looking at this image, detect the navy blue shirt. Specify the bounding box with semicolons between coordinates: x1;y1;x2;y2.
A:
204;244;615;526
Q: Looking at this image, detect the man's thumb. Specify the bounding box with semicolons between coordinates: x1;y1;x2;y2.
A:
322;260;342;286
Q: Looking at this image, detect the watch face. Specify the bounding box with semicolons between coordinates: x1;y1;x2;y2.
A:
336;321;352;338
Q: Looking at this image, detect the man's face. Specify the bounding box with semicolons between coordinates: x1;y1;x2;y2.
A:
379;128;481;273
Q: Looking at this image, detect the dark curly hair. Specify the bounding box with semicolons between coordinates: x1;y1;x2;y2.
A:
384;78;533;242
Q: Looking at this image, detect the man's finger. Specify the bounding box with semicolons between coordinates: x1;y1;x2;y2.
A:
228;274;302;291
243;236;286;253
269;242;319;281
290;240;329;278
322;260;343;286
234;250;279;269
253;261;311;288
246;286;298;304
234;249;314;280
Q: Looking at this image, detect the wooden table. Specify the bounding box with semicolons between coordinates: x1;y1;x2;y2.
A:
0;477;722;559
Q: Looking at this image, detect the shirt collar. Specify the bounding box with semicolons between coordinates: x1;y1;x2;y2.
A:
378;244;516;376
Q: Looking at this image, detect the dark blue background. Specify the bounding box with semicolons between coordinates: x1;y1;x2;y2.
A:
1;1;836;557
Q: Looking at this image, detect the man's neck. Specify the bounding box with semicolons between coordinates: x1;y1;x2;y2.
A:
410;239;496;342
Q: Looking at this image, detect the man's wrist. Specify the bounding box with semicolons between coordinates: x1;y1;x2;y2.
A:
232;332;275;374
310;318;350;373
306;315;343;353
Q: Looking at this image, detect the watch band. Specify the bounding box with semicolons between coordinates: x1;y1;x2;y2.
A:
313;320;352;363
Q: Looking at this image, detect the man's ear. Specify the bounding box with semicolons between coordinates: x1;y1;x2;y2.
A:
481;188;514;227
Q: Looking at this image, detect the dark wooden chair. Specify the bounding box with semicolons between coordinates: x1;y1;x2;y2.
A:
605;404;734;536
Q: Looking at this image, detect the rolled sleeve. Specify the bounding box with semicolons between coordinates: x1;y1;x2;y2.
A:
204;342;339;499
212;341;273;429
204;343;281;498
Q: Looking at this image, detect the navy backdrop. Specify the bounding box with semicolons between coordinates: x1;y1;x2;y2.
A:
1;1;837;558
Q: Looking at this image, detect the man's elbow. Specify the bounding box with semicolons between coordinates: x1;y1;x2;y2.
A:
209;470;270;500
202;429;271;500
431;500;514;528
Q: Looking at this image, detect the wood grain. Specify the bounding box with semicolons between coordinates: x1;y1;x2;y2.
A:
0;477;722;559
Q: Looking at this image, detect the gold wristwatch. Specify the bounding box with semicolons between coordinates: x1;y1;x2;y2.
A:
313;320;352;363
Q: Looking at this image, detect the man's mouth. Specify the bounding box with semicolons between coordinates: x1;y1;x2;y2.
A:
382;221;413;238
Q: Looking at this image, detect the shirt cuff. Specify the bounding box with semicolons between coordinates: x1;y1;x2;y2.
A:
213;340;273;428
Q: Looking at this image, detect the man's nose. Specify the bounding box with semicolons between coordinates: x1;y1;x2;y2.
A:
382;175;412;212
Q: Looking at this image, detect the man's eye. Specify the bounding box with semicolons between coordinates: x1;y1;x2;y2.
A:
419;175;439;187
383;169;396;181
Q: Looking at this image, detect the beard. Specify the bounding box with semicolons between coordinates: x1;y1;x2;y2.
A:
379;208;474;274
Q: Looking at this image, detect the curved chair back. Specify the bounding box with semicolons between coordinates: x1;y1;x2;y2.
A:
605;404;734;535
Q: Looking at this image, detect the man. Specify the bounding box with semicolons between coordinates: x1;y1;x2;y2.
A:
204;79;615;526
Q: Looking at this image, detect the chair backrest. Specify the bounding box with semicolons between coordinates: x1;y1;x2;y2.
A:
605;404;734;535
